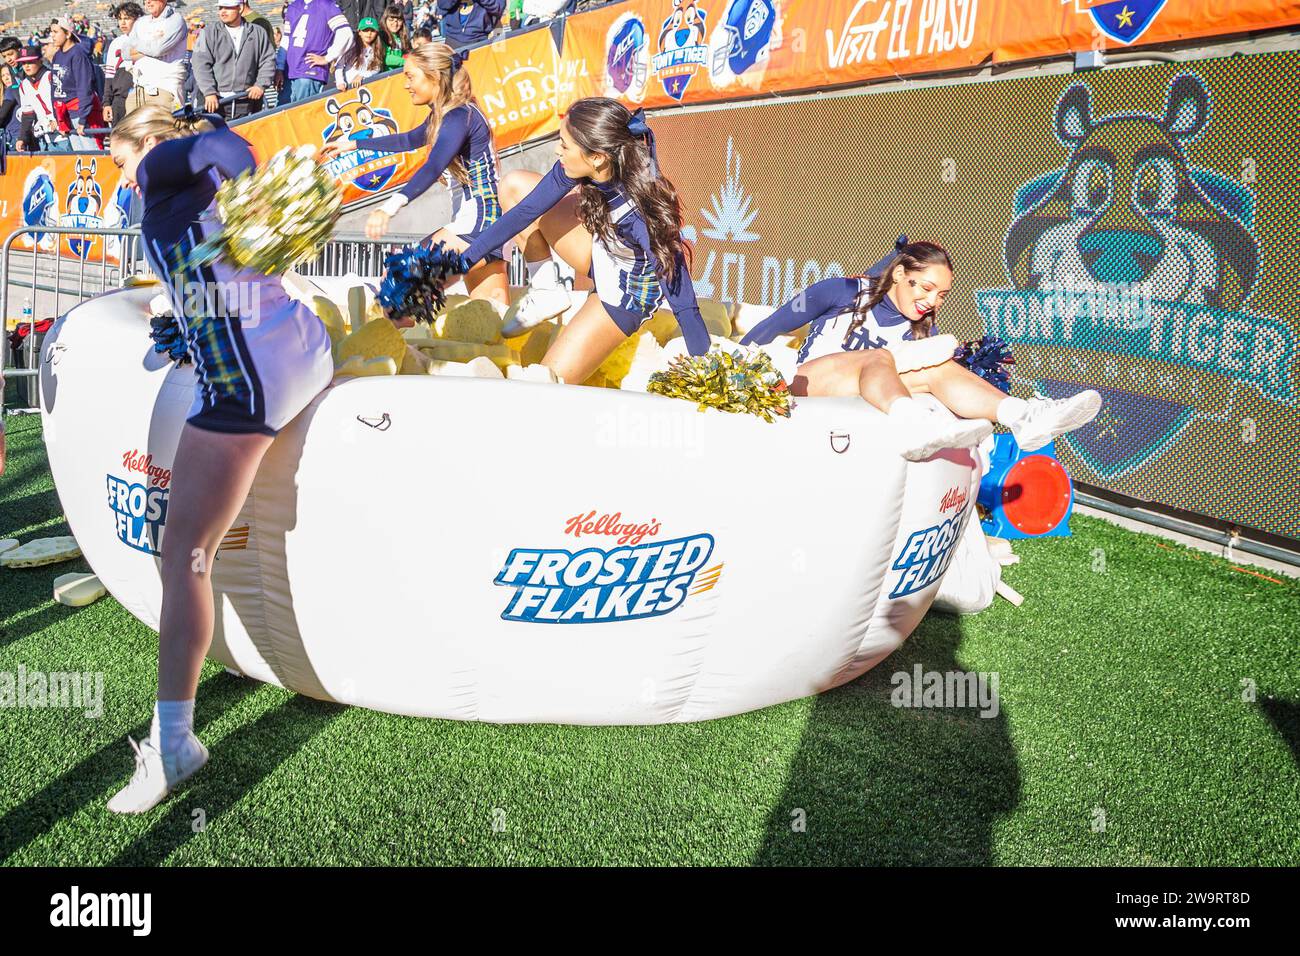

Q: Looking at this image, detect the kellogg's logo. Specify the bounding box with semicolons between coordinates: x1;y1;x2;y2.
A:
107;450;172;555
494;519;719;623
653;0;710;101
564;510;661;545
940;487;968;514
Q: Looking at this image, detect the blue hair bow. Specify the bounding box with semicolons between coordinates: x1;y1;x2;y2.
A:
627;107;659;177
450;50;468;75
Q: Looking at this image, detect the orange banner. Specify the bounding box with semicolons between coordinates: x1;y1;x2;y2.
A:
1;152;133;266
464;25;569;147
561;0;1300;110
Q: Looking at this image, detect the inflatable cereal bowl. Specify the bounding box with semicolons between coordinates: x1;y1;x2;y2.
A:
39;287;979;724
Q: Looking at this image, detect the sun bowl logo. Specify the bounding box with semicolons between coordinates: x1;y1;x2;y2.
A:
977;74;1296;479
20;166;58;252
891;502;968;598
605;12;650;102
58;157;106;260
320;88;404;193
653;0;710;101
1069;0;1170;46
708;0;777;89
494;525;719;624
107;450;172;555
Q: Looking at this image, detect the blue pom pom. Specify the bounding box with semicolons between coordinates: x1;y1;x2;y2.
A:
953;335;1014;393
148;314;190;367
376;241;470;324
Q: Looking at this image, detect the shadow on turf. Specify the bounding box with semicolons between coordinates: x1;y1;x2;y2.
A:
0;673;259;864
107;693;345;866
754;612;1021;866
1258;696;1300;769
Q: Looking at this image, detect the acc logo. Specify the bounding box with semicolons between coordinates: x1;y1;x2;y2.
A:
977;73;1295;479
20;165;58;253
494;532;718;623
653;0;710;101
708;0;778;88
605;12;650;102
107;450;172;555
1069;0;1170;46
320;88;403;194
890;504;967;598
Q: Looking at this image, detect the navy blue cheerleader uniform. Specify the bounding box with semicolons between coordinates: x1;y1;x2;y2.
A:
461;160;711;356
137;119;334;436
366;104;504;262
741;277;927;365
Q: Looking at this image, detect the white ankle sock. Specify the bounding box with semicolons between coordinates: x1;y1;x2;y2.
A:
526;257;558;287
151;699;196;755
888;395;920;416
996;396;1029;426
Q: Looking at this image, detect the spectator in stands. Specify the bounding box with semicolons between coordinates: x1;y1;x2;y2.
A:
412;1;437;32
128;0;189;112
268;24;286;105
1;63;20;147
436;1;502;49
15;45;57;151
191;0;276;118
334;16;385;88
242;1;276;46
380;3;408;67
0;36;21;71
103;3;141;125
338;0;385;31
411;25;433;47
520;0;571;26
280;0;352;103
49;16;104;149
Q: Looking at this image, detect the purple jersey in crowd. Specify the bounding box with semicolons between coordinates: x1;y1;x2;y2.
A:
283;0;350;84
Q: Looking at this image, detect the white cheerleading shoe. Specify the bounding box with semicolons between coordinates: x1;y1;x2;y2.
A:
502;261;570;337
890;400;994;462
1011;390;1103;452
107;735;209;814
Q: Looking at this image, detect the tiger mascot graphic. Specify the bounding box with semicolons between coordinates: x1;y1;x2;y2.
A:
1006;74;1256;312
979;73;1294;481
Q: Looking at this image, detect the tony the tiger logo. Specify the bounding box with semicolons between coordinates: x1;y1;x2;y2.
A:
319;87;405;198
60;157;103;259
977;73;1296;479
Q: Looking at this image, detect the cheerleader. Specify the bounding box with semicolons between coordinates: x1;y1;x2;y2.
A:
741;241;1102;460
450;97;709;385
105;107;334;813
319;43;508;311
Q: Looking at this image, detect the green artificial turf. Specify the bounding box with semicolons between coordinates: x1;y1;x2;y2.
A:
1;412;1297;866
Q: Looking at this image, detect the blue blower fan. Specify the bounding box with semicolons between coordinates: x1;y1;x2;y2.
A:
978;433;1075;539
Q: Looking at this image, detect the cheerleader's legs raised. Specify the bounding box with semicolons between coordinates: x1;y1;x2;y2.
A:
795;348;1101;460
496;170;596;335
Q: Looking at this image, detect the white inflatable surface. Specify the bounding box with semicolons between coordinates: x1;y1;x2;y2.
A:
39;286;980;724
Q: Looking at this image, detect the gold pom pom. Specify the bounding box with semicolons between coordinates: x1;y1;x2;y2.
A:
647;345;793;422
188;145;341;275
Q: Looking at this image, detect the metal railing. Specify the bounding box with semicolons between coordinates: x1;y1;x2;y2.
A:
1;223;529;414
1;224;151;411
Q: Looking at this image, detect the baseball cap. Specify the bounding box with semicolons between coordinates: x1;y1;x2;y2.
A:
51;16;75;34
217;0;242;7
16;44;41;63
358;16;379;30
